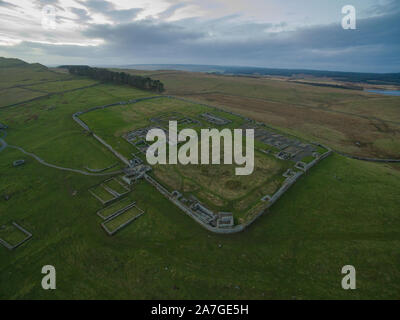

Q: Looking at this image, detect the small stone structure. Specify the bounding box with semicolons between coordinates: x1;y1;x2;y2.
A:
124;126;178;153
200;113;231;125
171;190;182;200
283;169;297;178
191;202;217;225
150;112;199;126
122;164;152;185
247;126;316;161
0;123;8;129
261;194;271;202
217;212;234;228
295;161;307;171
276;151;292;160
129;154;142;167
12;159;25;167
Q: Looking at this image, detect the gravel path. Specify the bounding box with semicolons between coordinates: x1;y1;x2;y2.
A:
0;129;122;176
7;144;123;176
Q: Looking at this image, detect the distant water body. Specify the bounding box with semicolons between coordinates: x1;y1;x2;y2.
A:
365;89;400;96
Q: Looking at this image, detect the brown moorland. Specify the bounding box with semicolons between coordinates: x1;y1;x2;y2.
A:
119;70;400;159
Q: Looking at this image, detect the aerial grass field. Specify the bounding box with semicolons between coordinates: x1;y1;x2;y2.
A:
1;146;399;299
0;59;399;299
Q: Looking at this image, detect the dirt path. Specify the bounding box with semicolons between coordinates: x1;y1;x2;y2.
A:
7;144;123;176
1;129;122;176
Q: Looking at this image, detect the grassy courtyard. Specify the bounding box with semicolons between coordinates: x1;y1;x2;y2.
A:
81;97;293;221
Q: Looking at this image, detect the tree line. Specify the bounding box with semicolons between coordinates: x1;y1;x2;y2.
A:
60;65;165;92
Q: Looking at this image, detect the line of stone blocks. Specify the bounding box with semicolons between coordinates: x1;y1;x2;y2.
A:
101;204;144;236
0;222;32;251
97;201;137;221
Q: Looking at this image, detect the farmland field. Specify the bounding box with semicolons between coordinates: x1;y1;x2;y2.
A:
0;58;399;300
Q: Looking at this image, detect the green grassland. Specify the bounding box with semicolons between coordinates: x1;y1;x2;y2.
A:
152;151;288;222
1;145;399;299
24;78;98;93
0;83;151;171
0;58;71;90
81;97;292;221
0;87;45;108
0;60;399;299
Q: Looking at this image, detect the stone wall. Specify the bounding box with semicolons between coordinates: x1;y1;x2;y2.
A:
335;151;400;163
92;133;130;166
0;222;32;250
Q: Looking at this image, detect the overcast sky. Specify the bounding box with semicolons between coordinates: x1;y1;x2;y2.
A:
0;0;399;72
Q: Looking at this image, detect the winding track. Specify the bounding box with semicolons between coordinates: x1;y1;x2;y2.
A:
0;130;122;176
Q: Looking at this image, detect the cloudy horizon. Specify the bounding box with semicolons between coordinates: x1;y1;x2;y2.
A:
0;0;399;73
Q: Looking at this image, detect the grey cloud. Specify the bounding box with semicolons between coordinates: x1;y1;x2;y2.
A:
106;8;142;22
76;0;142;22
366;0;400;15
76;0;114;12
69;7;92;23
33;0;65;12
1;5;399;72
83;19;206;46
158;3;187;20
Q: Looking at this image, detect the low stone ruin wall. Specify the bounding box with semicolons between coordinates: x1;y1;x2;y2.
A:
0;222;32;250
335;151;400;163
92;133;130;166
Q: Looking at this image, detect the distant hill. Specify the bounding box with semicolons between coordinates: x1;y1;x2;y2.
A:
0;57;70;96
0;57;29;68
0;57;48;70
117;64;400;85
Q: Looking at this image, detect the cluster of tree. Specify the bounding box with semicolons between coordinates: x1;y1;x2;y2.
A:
60;65;164;92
